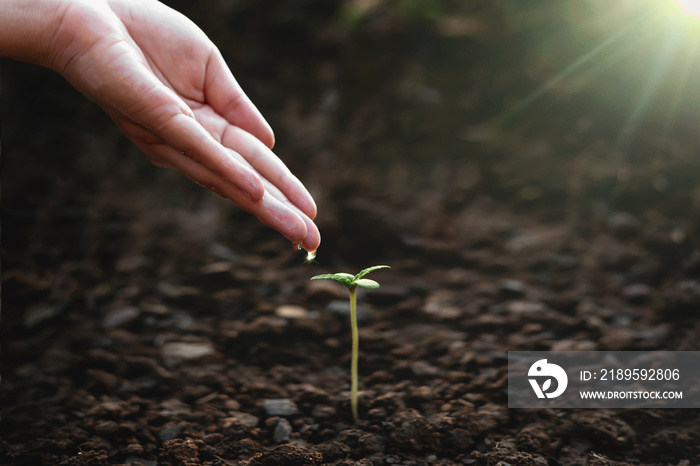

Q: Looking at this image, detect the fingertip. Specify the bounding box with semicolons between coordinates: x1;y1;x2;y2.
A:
253;110;275;149
243;170;265;202
301;222;321;253
286;212;309;245
302;237;321;254
305;197;318;221
287;177;317;220
252;179;265;202
266;128;276;149
264;197;307;244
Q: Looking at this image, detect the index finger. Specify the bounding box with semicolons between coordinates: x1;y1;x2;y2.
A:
204;49;275;149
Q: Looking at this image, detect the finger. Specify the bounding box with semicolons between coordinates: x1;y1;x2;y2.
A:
301;214;322;252
204;49;275;148
108;100;265;201
157;109;264;201
221;125;317;220
143;142;311;244
192;105;316;219
113;108;319;247
257;173;322;252
220;145;320;250
257;191;309;245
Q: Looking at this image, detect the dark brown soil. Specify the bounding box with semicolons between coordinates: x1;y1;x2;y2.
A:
3;1;700;465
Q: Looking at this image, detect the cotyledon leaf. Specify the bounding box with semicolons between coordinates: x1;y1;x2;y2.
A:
354;265;391;281
354;278;380;290
310;273;354;287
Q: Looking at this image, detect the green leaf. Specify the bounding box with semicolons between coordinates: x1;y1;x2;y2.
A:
354;265;390;280
354;278;380;290
310;273;354;287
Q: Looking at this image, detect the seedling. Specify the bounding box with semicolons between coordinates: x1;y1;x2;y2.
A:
311;265;390;420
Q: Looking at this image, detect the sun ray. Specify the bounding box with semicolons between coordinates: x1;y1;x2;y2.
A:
614;21;683;154
675;0;700;19
661;29;700;141
498;9;655;125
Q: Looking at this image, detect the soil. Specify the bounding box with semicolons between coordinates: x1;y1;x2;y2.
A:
3;1;700;465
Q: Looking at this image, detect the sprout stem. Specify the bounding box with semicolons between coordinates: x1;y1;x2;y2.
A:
310;265;389;420
349;284;359;421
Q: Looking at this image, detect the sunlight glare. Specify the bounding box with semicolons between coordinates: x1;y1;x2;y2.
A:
674;0;700;19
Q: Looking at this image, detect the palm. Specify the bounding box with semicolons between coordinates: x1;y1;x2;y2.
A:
52;0;319;251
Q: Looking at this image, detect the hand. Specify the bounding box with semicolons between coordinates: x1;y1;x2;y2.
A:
8;0;321;252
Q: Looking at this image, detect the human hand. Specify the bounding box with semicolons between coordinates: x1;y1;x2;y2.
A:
5;0;320;252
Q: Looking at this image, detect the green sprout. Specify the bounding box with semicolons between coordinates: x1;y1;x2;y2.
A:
311;265;390;420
